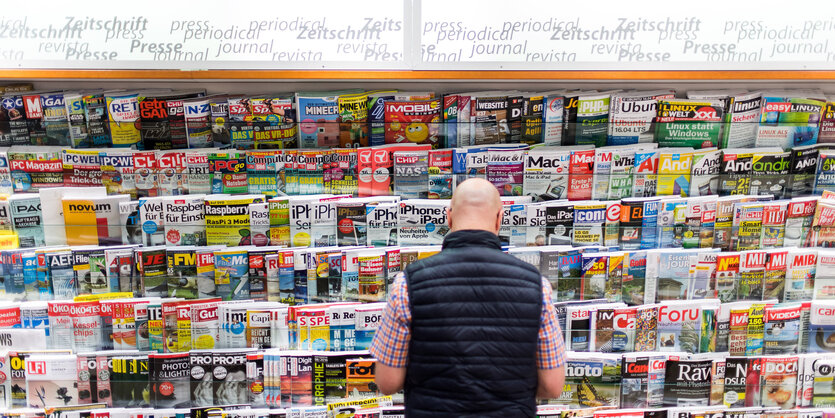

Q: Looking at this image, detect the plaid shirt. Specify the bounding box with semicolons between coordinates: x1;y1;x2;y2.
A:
370;272;566;369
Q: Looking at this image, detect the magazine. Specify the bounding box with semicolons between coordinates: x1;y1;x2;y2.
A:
608;91;675;145
655;99;724;149
757;95;824;148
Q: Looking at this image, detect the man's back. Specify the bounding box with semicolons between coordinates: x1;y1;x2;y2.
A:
370;178;566;418
404;229;542;417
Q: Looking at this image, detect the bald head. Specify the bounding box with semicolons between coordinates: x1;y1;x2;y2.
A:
448;178;503;234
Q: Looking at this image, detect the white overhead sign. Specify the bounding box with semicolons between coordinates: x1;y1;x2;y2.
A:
1;0;834;71
416;0;835;70
0;0;409;70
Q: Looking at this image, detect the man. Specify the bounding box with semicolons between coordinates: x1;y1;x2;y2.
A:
370;178;566;417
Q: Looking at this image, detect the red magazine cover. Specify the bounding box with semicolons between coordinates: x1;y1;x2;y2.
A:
384;99;442;148
569;149;594;201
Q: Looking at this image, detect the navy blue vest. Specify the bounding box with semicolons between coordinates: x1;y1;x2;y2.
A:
403;229;543;418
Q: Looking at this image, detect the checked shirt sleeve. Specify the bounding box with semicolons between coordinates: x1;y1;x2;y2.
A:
369;272;412;368
538;277;566;369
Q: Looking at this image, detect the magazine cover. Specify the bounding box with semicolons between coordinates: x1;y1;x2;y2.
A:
334;92;369;148
619;198;659;251
295;93;342;148
822;100;835;144
311;200;338;247
690;149;721;197
760;202;787;249
750;151;791;198
786;249;817;303
763;249;789;301
427;148;453;199
575;92;615;147
81;92;110;147
384;98;442;147
486;147;526;196
581;253;608;300
214;248;250;301
46;251;75;299
809;301;835;353
731;203;764;252
62;149;102;188
185;150;211;194
40;93;70;146
209;151;247;194
789;145;820;197
655;99;724;148
138;196;165;246
137;246;167;297
608;91;675;145
592;147;614;200
813;357;835;407
569;149;595;200
62;194;130;246
163;195;206;246
542;93;564;145
8;194;43;248
760;357;798;409
688;252;717;300
559;353;621;408
99;150;136;198
633;149;659;198
657;198;687;249
722;92;762;149
183;97;212;148
608;147;638;200
657;300;704;353
25;354;78;408
105;92;141;148
151;352;190;408
573;203;606;247
657;149;694;197
620;355;651;408
719;150;753;196
397;200;448;245
8;147;63;192
392;151;429;199
763;304;801;355
594;306;636;352
167;247;198;299
756;96;824;148
523;148;571;202
1;94;31;146
156;150;188;195
546;202;574;245
738;251;766;301
647;250;685;302
663;358;713;406
131;150;158;198
205;194;265;247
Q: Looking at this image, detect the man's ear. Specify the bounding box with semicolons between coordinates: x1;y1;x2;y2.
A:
446;206;453;230
495;208;502;234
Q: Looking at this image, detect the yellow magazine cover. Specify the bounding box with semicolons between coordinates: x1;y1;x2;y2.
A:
0;231;18;249
62;195;130;246
105;92;141;148
657;150;693;197
62;198;102;245
338;92;370;147
204;194;265;246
